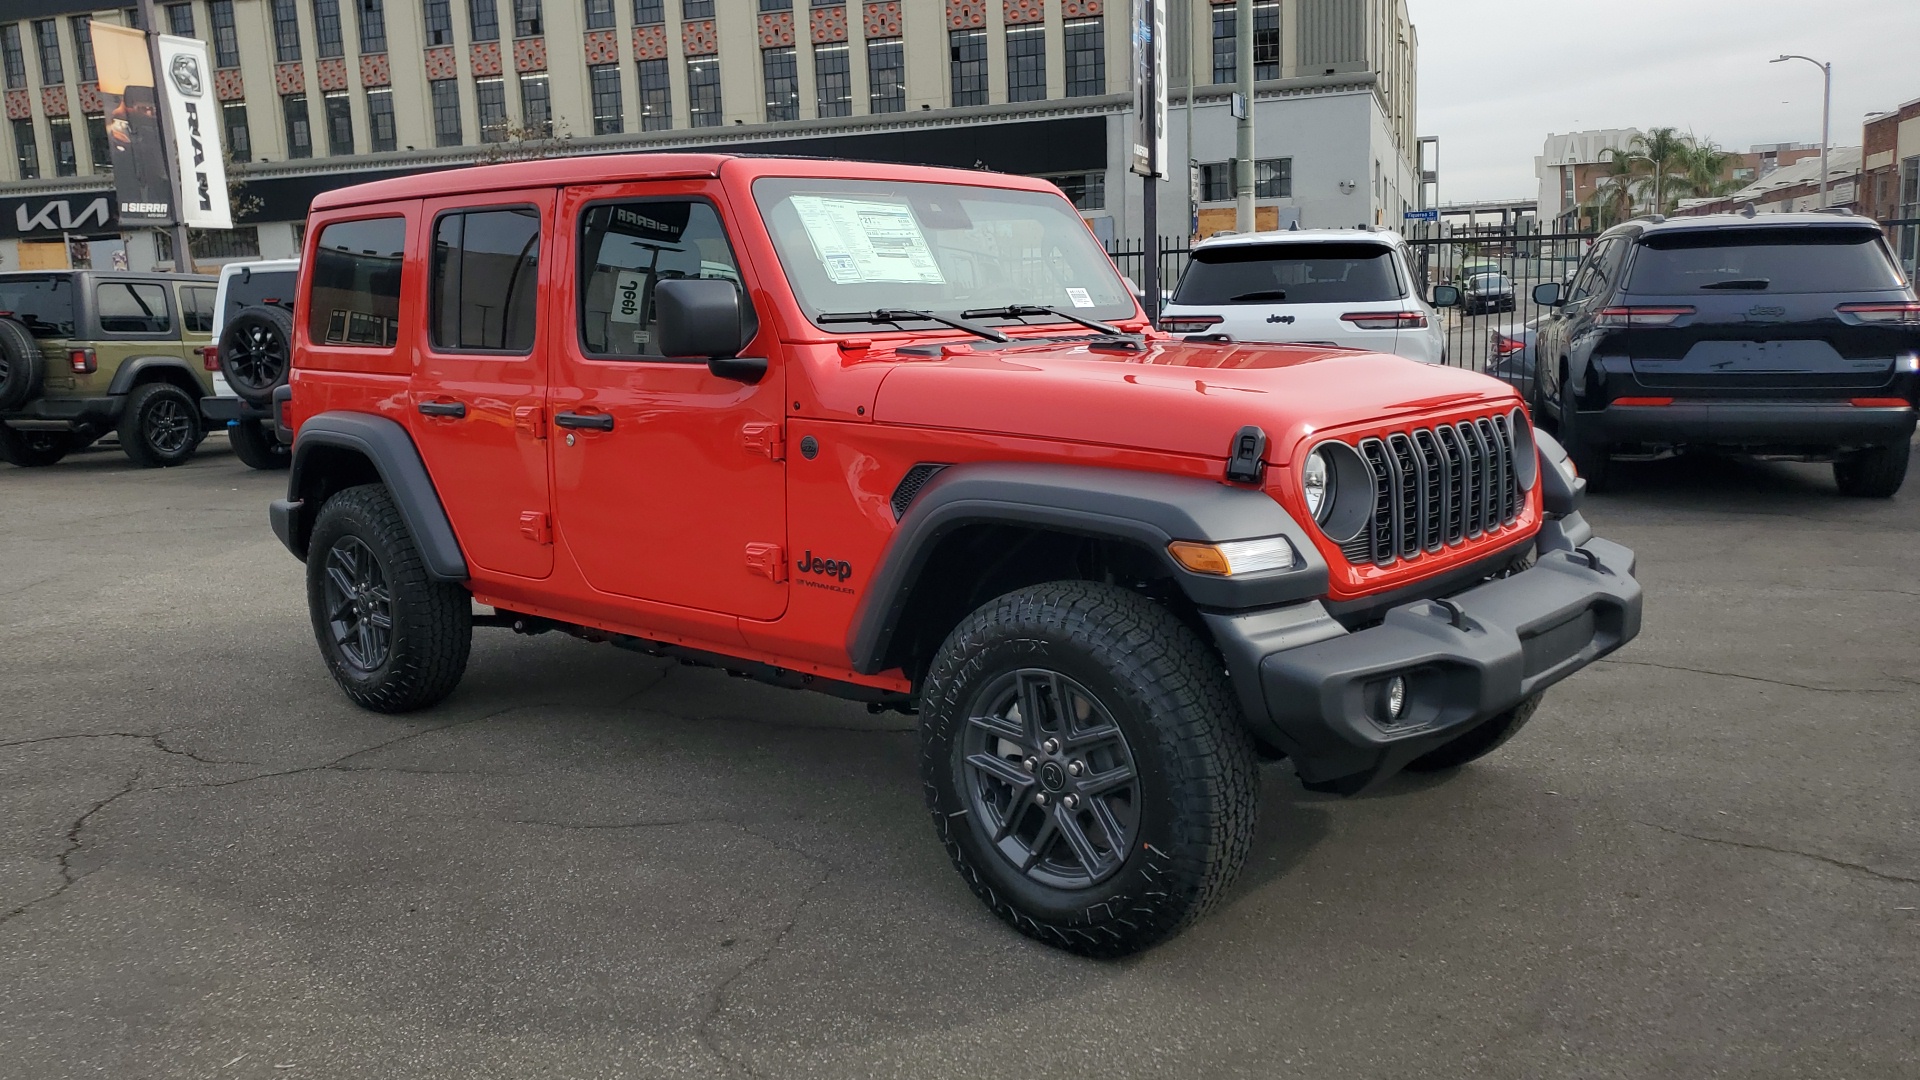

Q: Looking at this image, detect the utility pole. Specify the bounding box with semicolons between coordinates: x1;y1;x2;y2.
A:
138;0;193;270
1772;54;1832;208
1184;0;1195;243
1141;0;1158;323
1233;0;1254;232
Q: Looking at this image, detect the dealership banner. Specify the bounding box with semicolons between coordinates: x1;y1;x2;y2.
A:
1128;0;1167;179
156;33;231;229
91;22;173;227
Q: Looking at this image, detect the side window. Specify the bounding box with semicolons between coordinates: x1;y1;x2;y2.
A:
431;207;541;353
309;216;405;347
1565;240;1613;305
1592;239;1630;299
96;282;173;334
577;199;748;359
181;286;216;333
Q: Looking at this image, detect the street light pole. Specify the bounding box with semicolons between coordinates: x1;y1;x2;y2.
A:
1772;54;1832;208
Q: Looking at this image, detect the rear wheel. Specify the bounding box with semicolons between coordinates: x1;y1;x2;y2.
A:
1558;373;1610;490
0;425;75;467
226;418;290;470
1833;443;1910;498
119;382;202;468
218;306;295;407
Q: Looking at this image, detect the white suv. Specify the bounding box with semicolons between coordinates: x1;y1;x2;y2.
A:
1159;229;1454;364
202;258;299;469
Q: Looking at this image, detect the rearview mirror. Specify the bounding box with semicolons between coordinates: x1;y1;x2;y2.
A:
1532;281;1563;307
1431;284;1460;308
654;278;765;383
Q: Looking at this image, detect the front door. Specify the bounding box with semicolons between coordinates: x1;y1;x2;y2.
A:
549;182;788;621
408;191;555;580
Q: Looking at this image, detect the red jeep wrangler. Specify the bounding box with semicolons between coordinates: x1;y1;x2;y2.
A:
268;155;1641;956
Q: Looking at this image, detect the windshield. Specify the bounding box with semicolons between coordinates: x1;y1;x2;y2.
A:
1627;227;1904;294
0;274;77;338
752;177;1136;330
1172;242;1406;305
1469;274;1510;290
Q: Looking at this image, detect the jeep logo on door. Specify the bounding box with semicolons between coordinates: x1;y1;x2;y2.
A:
169;54;203;98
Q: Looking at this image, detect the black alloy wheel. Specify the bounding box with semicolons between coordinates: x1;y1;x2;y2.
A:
219;307;295;406
118;382;202;467
959;668;1141;890
145;396;194;455
321;535;394;677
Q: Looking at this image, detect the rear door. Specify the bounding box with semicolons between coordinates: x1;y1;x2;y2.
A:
92;278;189;393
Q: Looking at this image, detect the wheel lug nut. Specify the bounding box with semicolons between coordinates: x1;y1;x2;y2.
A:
1063;794;1080;810
1022;757;1038;773
1034;791;1049;806
1042;739;1060;754
1067;760;1083;776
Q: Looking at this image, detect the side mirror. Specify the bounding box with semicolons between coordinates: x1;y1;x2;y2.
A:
1431;284;1460;308
654;278;765;383
1532;281;1564;307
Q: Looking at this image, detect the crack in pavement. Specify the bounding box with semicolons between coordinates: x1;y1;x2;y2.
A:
158;704;532;792
692;863;835;1079
1635;821;1919;886
1596;658;1903;695
0;770;144;928
511;817;715;830
0;730;260;765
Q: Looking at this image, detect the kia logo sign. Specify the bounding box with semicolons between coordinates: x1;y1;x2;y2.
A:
169;54;203;98
5;195;115;238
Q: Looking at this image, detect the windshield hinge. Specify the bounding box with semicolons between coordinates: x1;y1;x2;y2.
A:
1225;425;1268;485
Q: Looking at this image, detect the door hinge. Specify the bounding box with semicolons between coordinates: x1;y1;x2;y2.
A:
745;542;787;582
742;421;784;461
515;405;547;440
519;511;552;545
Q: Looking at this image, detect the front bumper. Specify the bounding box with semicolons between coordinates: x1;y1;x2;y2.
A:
1595;401;1916;449
1207;523;1641;792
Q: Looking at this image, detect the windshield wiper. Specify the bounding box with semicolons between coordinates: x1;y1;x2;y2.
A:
1229;290;1289;302
1699;278;1770;290
959;303;1122;336
816;309;1009;343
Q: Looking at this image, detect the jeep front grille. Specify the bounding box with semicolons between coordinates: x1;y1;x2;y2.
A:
1337;415;1524;567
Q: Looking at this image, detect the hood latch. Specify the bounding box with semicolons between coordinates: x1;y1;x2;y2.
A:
1225;426;1268;485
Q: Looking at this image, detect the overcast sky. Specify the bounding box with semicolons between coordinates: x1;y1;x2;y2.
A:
1412;0;1920;203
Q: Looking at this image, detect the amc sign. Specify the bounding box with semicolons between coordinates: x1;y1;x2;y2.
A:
2;194;118;240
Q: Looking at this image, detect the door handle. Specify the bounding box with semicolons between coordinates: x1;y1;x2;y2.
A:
554;411;615;431
417;400;467;418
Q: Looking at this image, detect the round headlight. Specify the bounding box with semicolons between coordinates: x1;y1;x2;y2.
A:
1303;449;1334;522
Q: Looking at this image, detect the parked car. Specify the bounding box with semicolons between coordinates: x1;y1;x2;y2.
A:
203;258;299;469
1486;318;1541;398
0;269;216;467
1159;228;1457;364
1462;271;1517;314
1531;212;1918;493
268;154;1641;957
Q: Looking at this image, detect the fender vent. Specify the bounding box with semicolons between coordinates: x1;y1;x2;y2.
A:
890;463;950;520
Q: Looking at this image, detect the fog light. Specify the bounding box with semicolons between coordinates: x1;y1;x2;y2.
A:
1385;676;1407;721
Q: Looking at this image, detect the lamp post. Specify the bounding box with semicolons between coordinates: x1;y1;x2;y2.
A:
1771;54;1831;208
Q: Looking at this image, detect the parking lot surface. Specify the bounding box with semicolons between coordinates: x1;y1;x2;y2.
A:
3;439;1916;1079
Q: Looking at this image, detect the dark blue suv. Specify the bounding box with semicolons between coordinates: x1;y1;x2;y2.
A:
1528;213;1918;495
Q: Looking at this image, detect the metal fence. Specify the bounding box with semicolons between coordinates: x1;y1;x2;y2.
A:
1104;237;1192;305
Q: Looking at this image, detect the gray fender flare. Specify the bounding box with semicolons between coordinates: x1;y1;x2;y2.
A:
277;411;468;580
846;462;1329;675
107;356;204;396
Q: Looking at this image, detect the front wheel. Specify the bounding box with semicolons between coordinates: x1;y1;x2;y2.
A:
919;581;1259;958
1833;444;1909;498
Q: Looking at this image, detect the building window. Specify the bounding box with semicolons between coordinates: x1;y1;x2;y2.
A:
323;90;352;155
1064;17;1102;97
519;73;551;136
313;0;345;58
70;17;96;81
167;3;195;36
637;58;670;130
469;0;499;42
271;0;302;62
512;0;542;37
867;37;902;113
588;63;622;133
477;76;508;141
356;0;387;53
366;88;395;150
949;29;985;107
1255;157;1291;198
84;112;108;172
283;93;312;158
1046;171;1105;211
1199;162;1230;202
633;0;664;23
11;118;38;179
683;0;713;16
49;117;76;176
1212;2;1278;84
33;21;63;85
758;0;791;10
123;6;143;30
584;0;615;30
209;1;242;66
762;47;797;122
424;0;454;46
224;101;251;160
1006;25;1044;102
687;57;720;127
814;43;849;117
1;25;26;91
430;78;462;145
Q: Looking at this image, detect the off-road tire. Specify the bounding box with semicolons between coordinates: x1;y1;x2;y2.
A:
307;484;471;713
0;425;75;467
118;382;202;468
1558;373;1610;491
227;418;290;470
0;317;44;411
218;305;296;407
1833;443;1909;499
919;581;1259;958
1404;694;1543;773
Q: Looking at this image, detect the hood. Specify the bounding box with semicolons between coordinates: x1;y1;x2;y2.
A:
872;337;1518;464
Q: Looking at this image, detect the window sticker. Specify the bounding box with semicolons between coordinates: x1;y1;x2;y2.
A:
611;270;645;323
790;195;945;285
1065;286;1094;308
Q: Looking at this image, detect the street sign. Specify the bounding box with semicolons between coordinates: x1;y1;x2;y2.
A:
1404;208;1439;222
1229;93;1246;120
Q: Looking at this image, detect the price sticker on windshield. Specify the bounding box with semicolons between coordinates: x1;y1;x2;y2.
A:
1065;287;1094;308
791;196;945;286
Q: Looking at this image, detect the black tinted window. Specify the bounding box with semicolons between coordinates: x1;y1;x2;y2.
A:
96;282;173;334
181;286;216;332
309;217;404;347
431;207;541;353
225;269;297;322
577;200;745;359
0;274;76;337
1173;242;1405;305
1628;228;1903;295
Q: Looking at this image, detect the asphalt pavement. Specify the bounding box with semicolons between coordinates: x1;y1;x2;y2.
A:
3;437;1916;1079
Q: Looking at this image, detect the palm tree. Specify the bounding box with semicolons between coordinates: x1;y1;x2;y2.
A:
1583;146;1644;228
1627;127;1695;215
1682;139;1745;199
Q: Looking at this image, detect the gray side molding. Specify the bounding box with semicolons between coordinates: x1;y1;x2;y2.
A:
846;461;1328;675
107;356;203;396
284;411;468;581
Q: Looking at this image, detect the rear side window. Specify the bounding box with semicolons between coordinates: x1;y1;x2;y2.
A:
1627;228;1904;295
224;270;297;319
0;274;76;337
1173;242;1405;305
181;286;216;332
309;217;405;347
431;207;541;353
577;199;746;360
96;282;173;334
